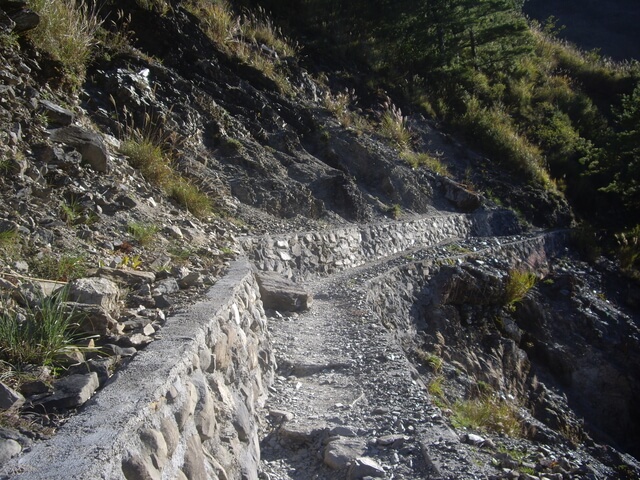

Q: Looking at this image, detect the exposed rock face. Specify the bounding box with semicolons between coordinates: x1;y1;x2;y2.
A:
515;269;640;457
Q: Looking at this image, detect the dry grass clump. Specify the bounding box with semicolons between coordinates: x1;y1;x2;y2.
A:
504;269;537;306
27;0;101;89
118;113;212;219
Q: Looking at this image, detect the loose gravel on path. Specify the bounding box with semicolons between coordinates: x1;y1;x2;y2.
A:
258;239;493;480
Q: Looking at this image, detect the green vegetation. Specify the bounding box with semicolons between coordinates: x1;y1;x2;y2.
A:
388;204;401;220
504;269;537;306
451;395;521;436
0;287;83;369
427;375;446;406
30;253;87;282
0;229;20;261
416;349;443;373
169;178;212;218
184;0;296;94
118;114;212;219
402;151;449;176
379;97;411;149
27;0;101;90
127;222;158;247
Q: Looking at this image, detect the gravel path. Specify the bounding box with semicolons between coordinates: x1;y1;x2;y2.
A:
258;240;492;480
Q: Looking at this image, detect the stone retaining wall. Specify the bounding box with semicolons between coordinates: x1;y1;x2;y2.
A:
365;231;569;336
240;211;519;278
9;259;273;480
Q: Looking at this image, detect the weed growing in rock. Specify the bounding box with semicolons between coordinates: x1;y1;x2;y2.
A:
127;222;158;247
0;228;20;261
117;110;212;219
504;269;537;306
0;286;83;369
59;197;83;226
135;0;171;15
120;132;173;187
388;204;402;220
27;0;101;90
428;375;446;407
417;349;443;373
169;178;212;219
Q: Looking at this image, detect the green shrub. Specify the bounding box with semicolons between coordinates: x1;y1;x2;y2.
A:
379;97;411;149
30;253;87;282
402;151;449;176
616;225;640;271
0;229;20;260
27;0;101;90
120;135;173;187
0;287;83;368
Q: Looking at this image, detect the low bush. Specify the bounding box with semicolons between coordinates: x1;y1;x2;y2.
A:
127;222;158;246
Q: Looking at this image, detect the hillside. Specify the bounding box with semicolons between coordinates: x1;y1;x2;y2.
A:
0;0;639;479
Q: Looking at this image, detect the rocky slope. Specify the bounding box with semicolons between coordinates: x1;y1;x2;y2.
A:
0;0;638;478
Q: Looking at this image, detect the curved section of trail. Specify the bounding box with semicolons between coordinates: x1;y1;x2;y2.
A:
257;235;530;480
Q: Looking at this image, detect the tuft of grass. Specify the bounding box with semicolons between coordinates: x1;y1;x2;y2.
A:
135;0;171;15
0;229;20;260
116;110;212;218
0;287;84;369
451;396;521;436
30;253;87;282
120;135;174;187
387;203;401;220
27;0;101;90
615;225;640;271
127;222;158;246
60;197;83;226
458;95;554;190
169;179;212;219
417;349;443;373
504;269;537;306
379;97;411;149
402;151;449;176
185;0;236;45
428;375;447;408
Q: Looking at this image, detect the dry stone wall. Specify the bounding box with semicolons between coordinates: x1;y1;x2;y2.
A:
8;259;273;480
241;212;518;279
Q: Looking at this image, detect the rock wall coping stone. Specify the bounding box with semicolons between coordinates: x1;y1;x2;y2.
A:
7;259;273;480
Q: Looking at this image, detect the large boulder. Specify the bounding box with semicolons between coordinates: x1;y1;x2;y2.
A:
49;126;109;172
255;271;312;312
68;277;120;313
